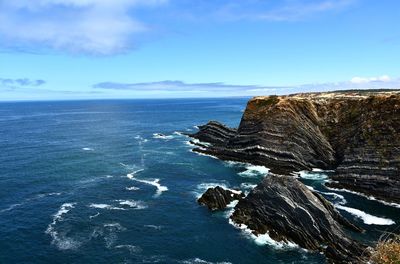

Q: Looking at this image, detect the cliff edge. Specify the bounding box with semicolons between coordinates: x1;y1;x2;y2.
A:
191;90;400;203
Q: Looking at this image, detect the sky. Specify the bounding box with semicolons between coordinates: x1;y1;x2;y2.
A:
0;0;399;100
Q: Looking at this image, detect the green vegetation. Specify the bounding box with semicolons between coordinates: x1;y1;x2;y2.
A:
254;95;279;109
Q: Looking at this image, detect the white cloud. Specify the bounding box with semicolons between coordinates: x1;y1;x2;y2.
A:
0;0;167;55
350;75;391;84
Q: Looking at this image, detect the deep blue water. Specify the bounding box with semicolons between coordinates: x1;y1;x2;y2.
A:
0;99;399;264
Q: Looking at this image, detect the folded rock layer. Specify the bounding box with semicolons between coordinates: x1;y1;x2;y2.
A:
191;91;400;203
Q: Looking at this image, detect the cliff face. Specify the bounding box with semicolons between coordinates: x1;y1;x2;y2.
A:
191;91;400;203
231;175;366;263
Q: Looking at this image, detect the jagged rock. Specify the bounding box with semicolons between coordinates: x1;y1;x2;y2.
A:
190;91;400;203
230;175;368;263
198;186;244;211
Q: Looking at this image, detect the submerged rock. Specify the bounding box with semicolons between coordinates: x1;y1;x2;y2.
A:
198;186;244;211
230;175;368;263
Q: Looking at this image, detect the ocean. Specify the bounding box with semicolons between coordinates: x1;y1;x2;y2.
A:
0;99;398;264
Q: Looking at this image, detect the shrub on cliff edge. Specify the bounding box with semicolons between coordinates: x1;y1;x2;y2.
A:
370;233;400;264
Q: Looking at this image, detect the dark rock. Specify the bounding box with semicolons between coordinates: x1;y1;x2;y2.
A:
190;91;400;203
198;186;244;211
230;175;368;263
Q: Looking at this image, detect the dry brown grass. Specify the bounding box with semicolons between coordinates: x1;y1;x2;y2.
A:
370;233;400;264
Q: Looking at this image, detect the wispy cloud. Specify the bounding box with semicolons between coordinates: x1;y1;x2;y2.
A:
0;0;357;55
93;80;281;93
0;77;46;90
215;0;356;22
0;0;167;55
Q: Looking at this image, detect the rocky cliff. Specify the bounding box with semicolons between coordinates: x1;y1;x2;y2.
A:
191;90;400;203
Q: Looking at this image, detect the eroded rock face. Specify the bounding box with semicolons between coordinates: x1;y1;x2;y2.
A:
198;186;244;211
230;175;367;263
190;91;400;203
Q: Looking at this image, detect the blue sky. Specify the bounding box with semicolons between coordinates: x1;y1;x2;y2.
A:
0;0;399;100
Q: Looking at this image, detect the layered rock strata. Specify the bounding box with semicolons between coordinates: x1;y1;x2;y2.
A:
190;91;400;203
197;186;244;211
229;175;367;263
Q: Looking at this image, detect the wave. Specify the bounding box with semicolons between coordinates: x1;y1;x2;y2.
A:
319;191;347;205
173;131;184;136
114;244;142;254
1;192;63;214
335;205;395;225
189;149;219;159
186;138;212;148
127;172;168;197
298;170;328;181
238;165;269;178
102;223;126;249
305;186;347;205
228;219;298;249
134;135;148;143
181;258;232;264
325;186;400;209
89;203;126;210
144;225;163;230
36;192;62;199
125;186;140;191
45;203;81;250
115;200;147;210
89;212;100;219
82;147;94;151
0;203;23;213
153;133;174;140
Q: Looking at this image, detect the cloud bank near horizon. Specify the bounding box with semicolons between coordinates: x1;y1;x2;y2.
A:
92;75;400;96
0;77;46;90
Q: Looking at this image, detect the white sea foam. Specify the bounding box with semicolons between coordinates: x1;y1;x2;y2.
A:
125;186;140;191
335;205;395;225
325;186;400;208
103;223;126;248
189;149;218;159
228;219;298;249
82;147;94;151
173;131;184;136
238;165;269;178
89;212;100;219
115;244;142;254
134;135;148;143
144;225;163;230
319;191;347;205
152;133;174;140
298;171;328;181
89;203;125;210
181;258;232;264
240;183;257;190
224;200;239;218
45;203;81;250
36;192;62;199
115;200;147;210
127;172;168;197
0;203;23;213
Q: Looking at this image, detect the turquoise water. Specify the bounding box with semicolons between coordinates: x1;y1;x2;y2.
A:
0;99;398;264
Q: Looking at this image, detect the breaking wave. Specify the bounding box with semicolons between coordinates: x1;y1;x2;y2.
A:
335;205;395;225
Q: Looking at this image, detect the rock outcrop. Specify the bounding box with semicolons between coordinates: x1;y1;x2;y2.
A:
190;91;400;203
230;175;367;263
198;186;244;211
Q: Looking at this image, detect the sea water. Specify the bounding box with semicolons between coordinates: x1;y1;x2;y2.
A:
0;99;398;263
